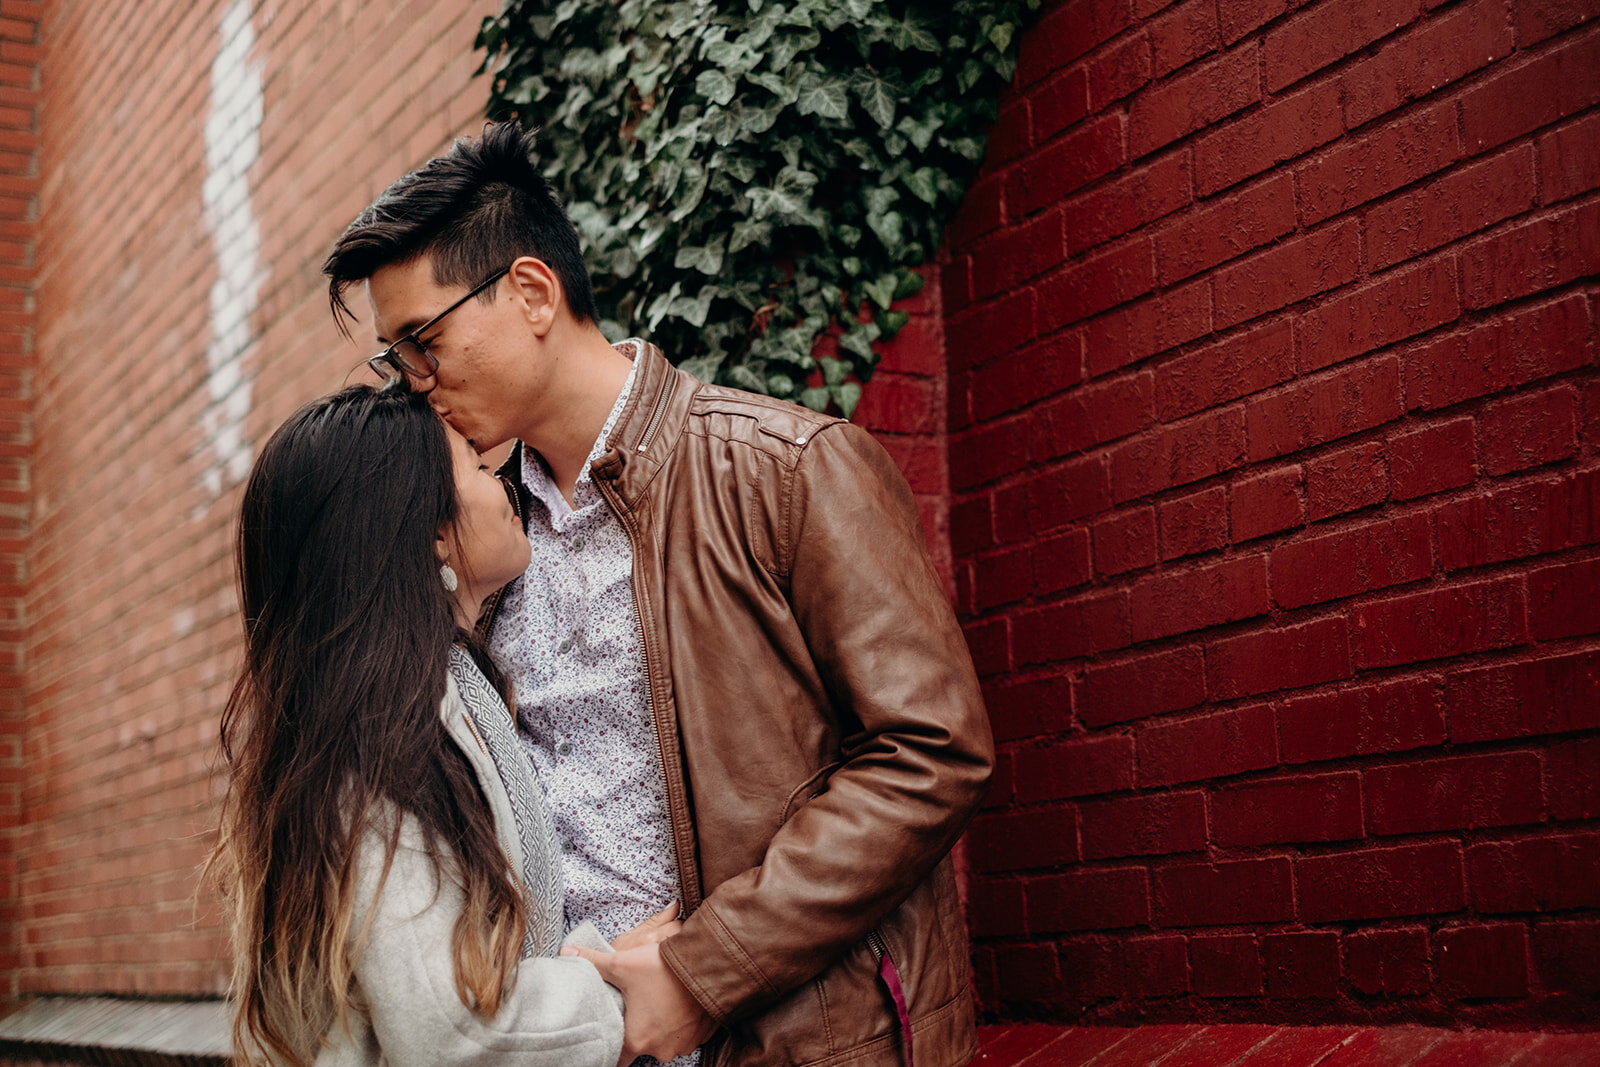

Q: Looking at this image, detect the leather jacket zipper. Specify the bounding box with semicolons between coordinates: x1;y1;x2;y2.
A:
636;370;674;454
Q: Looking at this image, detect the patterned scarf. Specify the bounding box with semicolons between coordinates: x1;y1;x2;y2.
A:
447;645;564;958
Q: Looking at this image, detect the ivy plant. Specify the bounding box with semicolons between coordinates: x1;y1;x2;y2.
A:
476;0;1034;415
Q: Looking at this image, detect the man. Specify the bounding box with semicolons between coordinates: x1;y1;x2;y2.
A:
324;121;993;1067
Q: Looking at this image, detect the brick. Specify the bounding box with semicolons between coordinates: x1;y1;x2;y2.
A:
1055;940;1127;998
1446;647;1600;742
1435;468;1600;571
1087;31;1152;108
1230;463;1303;542
1191;933;1262;996
972;334;1084;422
1205;616;1352;701
1147;0;1219;78
1137;702;1277;786
1080;790;1206;858
972;212;1067;303
1435;924;1529;999
1127;44;1260;159
1109;405;1246;502
1343;0;1515;129
1129;553;1269;642
1091;506;1157;576
1030;371;1153;459
1212;771;1363;847
994;456;1110;541
969;805;1079;873
1367;147;1538;271
1271;512;1433;608
1388;418;1475;500
947;287;1038;373
1154;857;1294;926
1468;832;1600;913
967;878;1026;938
1344;927;1432;996
1125;935;1188;997
1263;931;1340;998
1213;219;1361;330
1461;200;1600;310
1030;68;1090;144
1297;101;1460;226
1518;0;1599;46
1195;79;1343;196
1539;110;1600;204
1085;278;1213;376
1367;751;1544;836
1029;865;1151;932
991;942;1061;1003
1305;440;1389;521
1547;736;1600;821
1033;527;1094;595
1459;24;1600;153
1036;236;1156;333
1298;842;1465;922
951;495;994;556
1079;644;1205;727
1156;318;1294;422
974;546;1033;611
951;418;1029;491
1532;919;1600;994
1010;112;1126;216
1066;150;1193;254
1478;384;1579;476
963;617;1011;676
1157;485;1227;559
947;181;1003;253
1155;173;1296;285
983;674;1075;743
1298;256;1461;373
1245;356;1404;462
1263;0;1422;92
1405;293;1594;412
984;100;1033;167
1353;576;1528;669
1014;732;1136;802
1586;379;1600;446
1016;0;1133;87
1014;589;1131;663
1528;557;1600;642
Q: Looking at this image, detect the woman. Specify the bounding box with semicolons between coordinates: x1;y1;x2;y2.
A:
211;383;665;1066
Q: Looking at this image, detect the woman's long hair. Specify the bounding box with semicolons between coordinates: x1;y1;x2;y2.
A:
211;384;525;1066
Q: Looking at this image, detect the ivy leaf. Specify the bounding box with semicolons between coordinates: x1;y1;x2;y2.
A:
679;353;723;382
670;284;719;327
800;386;831;412
795;72;850;119
850;71;897;128
675;234;727;274
729;218;772;253
988;22;1015;52
877;308;910;338
669;163;709;221
819;355;847;386
905;166;940;205
887;15;940;52
862;273;896;310
768;27;821;70
833;381;863;417
696;69;737;105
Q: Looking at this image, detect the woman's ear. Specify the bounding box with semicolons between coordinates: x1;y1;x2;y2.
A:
506;256;561;337
435;531;451;566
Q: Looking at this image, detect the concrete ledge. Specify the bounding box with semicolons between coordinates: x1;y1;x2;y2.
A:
0;997;228;1066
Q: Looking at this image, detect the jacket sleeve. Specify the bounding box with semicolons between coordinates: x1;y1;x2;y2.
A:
341;818;625;1067
658;420;994;1022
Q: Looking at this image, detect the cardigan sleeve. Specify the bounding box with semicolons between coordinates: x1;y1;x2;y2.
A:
342;816;625;1067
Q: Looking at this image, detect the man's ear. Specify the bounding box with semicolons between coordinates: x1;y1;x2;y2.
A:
507;256;562;338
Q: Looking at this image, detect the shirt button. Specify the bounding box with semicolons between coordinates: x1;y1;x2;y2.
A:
556;740;573;756
561;841;575;854
571;537;586;551
557;637;574;654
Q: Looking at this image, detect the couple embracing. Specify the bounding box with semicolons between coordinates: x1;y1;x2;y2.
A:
213;121;993;1067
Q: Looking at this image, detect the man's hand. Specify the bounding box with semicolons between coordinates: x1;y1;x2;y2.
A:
610;900;683;952
561;941;716;1066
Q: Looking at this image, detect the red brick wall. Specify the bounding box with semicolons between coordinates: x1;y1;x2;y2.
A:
0;0;38;1001
13;0;495;997
950;0;1600;1026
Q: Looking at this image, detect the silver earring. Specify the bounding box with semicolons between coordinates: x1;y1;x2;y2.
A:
440;563;458;593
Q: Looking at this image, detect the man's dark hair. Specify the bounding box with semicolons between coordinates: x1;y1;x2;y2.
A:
323;120;597;332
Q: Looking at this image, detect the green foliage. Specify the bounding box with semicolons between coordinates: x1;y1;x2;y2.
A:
477;0;1034;416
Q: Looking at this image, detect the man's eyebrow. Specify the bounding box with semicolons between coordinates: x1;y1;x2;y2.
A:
374;316;428;347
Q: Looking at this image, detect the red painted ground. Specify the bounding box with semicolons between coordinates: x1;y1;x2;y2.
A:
975;1024;1600;1065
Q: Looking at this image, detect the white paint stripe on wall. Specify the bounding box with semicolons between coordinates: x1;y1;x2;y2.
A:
197;0;263;510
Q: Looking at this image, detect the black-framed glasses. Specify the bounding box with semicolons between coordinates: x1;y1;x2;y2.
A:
367;265;510;385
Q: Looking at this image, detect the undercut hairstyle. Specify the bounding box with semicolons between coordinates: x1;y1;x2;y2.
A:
210;384;525;1066
323;120;597;332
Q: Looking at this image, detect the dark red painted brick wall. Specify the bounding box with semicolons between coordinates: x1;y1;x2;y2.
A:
948;0;1600;1026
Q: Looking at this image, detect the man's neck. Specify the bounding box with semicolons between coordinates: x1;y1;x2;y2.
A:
520;327;634;506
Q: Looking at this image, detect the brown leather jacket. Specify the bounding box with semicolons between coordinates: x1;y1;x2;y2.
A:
492;343;993;1067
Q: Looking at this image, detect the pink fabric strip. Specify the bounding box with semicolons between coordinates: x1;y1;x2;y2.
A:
878;950;916;1067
